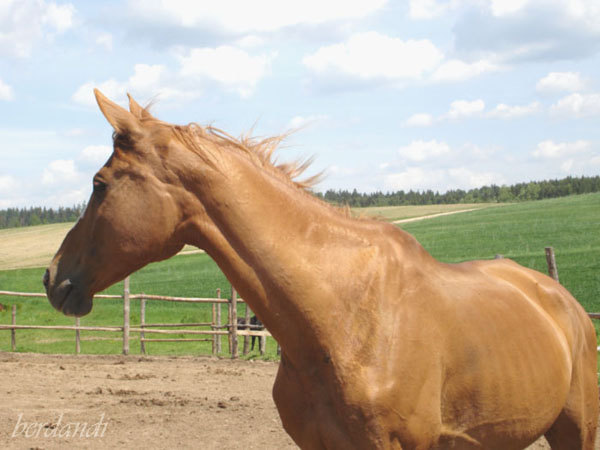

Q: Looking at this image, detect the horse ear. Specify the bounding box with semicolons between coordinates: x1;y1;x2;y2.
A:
127;93;154;120
94;89;142;135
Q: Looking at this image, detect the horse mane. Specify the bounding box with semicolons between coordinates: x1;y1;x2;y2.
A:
122;105;357;220
169;122;322;192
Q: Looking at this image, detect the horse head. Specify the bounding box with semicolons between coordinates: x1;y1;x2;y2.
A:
44;90;202;316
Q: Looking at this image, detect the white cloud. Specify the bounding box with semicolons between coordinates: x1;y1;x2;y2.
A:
404;113;435;127
127;0;386;33
550;93;600;118
72;79;127;107
0;174;26;208
0;78;14;101
536;72;586;94
560;159;574;172
287;115;329;129
328;165;359;177
178;46;275;98
96;32;113;51
445;99;485;120
79;145;112;166
303;32;443;82
452;0;600;63
409;0;456;19
532;140;591;159
408;0;539;20
73;62;204;107
447;167;502;188
398;140;451;162
489;0;531;16
64;128;85;137
74;46;273;107
128;63;167;94
405;99;538;126
235;35;265;49
0;174;18;193
431;59;500;83
43;187;90;208
486;101;540;119
384;166;503;191
0;0;75;58
385;167;439;191
42;159;81;185
43;1;75;31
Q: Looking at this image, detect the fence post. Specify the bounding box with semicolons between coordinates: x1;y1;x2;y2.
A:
545;247;559;283
227;294;232;354
11;304;16;351
260;333;266;356
243;302;250;355
75;317;81;354
231;286;238;359
123;277;130;355
216;288;222;354
140;296;146;355
211;301;216;355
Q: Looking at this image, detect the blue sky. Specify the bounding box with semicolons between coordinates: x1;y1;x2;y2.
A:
1;0;600;208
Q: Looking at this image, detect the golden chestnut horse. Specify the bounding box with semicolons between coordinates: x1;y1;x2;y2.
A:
44;90;598;449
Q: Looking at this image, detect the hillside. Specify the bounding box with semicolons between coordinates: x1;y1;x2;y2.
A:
0;203;497;271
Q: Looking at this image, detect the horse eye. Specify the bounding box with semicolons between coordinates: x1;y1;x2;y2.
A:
93;178;107;193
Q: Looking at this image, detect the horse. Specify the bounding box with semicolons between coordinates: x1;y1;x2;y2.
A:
44;90;598;449
237;315;265;351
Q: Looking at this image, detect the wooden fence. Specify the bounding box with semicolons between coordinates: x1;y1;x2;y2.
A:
0;280;274;359
0;247;598;356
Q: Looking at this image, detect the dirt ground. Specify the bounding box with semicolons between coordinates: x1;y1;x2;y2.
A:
0;352;596;450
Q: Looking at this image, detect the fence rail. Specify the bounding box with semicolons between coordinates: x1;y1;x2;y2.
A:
1;247;598;357
0;282;274;358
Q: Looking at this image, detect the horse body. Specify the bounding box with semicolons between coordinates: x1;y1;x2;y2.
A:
44;91;598;449
272;231;594;449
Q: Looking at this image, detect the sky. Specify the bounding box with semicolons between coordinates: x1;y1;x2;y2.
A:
1;0;600;208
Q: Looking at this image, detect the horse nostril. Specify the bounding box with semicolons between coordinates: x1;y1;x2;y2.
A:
42;269;50;289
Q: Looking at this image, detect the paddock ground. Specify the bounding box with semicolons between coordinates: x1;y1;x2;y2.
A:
0;352;596;449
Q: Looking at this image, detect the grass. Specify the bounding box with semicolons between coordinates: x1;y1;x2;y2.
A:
399;194;600;313
0;194;598;357
0;223;73;270
354;203;504;222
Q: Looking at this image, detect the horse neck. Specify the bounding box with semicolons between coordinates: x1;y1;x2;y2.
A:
181;148;378;358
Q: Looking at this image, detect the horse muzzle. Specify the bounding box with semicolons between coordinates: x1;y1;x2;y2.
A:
44;268;93;317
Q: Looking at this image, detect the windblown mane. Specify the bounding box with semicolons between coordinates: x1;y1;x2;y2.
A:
124;105;355;219
170;122;322;192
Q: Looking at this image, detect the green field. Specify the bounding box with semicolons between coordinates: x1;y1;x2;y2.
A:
0;194;598;357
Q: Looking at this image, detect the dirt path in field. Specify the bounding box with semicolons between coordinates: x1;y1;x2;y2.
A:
0;352;596;449
392;208;478;224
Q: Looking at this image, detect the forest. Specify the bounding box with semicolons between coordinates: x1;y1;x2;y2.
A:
315;175;600;208
1;175;599;229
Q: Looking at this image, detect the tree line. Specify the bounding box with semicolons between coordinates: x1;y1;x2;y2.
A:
314;175;600;208
1;175;598;229
0;203;86;229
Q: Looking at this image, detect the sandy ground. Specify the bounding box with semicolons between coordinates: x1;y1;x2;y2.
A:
0;352;295;450
0;352;596;449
